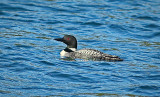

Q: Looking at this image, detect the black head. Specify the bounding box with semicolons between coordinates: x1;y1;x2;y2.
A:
54;35;77;49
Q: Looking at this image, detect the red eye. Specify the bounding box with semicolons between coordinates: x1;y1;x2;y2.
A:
67;38;70;40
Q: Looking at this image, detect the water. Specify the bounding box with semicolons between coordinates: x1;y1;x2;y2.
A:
0;0;160;96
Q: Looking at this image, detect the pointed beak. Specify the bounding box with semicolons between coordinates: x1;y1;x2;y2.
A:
54;38;64;42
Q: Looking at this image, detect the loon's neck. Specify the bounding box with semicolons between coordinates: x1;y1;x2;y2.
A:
64;47;76;52
60;47;76;56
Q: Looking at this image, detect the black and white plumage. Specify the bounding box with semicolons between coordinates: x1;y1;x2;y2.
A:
54;35;123;61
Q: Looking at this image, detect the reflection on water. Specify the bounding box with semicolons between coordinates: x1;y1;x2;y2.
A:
0;0;160;96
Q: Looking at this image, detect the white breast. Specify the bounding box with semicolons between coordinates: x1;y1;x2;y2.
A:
60;50;68;56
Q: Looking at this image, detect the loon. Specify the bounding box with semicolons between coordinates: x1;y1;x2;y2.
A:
54;35;123;61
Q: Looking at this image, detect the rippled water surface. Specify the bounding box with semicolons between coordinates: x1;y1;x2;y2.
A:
0;0;160;96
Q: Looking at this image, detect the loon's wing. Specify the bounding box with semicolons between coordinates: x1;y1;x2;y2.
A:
73;49;122;61
75;49;113;57
75;49;103;56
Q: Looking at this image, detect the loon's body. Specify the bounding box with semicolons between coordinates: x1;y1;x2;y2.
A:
54;35;123;61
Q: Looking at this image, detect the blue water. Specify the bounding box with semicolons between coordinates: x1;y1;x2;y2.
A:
0;0;160;96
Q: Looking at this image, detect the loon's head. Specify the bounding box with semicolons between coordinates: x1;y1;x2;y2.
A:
54;35;77;49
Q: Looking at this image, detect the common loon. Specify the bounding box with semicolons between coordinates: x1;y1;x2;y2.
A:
54;35;123;61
